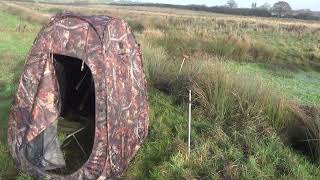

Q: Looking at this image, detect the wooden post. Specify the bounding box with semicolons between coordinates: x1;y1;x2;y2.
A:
179;57;186;74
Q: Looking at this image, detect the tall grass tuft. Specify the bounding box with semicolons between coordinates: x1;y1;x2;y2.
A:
141;35;288;131
141;34;320;166
146;29;276;63
284;105;320;162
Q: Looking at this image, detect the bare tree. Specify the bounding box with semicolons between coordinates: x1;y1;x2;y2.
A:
251;2;257;9
226;0;238;9
272;1;292;17
259;3;271;10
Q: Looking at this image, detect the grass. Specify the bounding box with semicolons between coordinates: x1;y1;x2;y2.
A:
0;2;320;179
124;89;320;179
231;63;320;105
0;8;40;98
0;8;39;180
0;10;39;57
0;1;49;25
14;1;320;69
124;31;320;178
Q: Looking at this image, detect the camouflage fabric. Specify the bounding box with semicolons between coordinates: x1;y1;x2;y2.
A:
7;13;149;179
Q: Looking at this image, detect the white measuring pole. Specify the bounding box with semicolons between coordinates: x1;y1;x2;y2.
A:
188;89;192;156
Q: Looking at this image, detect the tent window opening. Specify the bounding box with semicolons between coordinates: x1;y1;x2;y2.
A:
26;54;96;175
53;54;95;174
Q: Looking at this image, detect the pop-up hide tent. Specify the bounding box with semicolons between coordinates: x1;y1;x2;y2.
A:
7;13;149;179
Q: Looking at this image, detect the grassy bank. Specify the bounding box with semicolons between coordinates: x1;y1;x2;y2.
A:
122;31;320;178
125;89;320;179
0;2;320;179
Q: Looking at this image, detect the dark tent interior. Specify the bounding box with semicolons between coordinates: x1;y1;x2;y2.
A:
26;54;96;175
53;54;96;174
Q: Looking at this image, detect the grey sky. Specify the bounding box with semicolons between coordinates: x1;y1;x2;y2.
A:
138;0;320;11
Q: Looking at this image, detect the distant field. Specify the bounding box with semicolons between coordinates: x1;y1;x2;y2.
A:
18;1;320;71
0;1;320;179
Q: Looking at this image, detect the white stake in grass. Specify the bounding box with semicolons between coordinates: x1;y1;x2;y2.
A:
188;89;192;156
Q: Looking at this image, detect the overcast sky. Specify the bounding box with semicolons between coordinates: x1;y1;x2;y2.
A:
138;0;320;11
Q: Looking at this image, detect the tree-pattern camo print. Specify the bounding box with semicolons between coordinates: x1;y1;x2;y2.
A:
7;13;149;179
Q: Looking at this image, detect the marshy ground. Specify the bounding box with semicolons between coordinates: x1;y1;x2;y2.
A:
0;1;320;179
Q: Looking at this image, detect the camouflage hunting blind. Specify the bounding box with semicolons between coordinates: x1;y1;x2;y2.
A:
7;13;149;179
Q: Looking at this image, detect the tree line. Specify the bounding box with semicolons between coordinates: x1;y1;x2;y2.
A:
111;1;320;21
11;0;320;21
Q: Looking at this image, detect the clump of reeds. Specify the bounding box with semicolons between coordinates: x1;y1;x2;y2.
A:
141;34;320;163
142;36;288;130
284;104;320;162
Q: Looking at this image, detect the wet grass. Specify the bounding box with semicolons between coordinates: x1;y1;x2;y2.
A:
125;89;320;179
231;63;320;105
0;9;37;180
0;3;320;179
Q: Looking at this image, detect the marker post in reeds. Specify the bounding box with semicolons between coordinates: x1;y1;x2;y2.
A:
188;89;192;156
